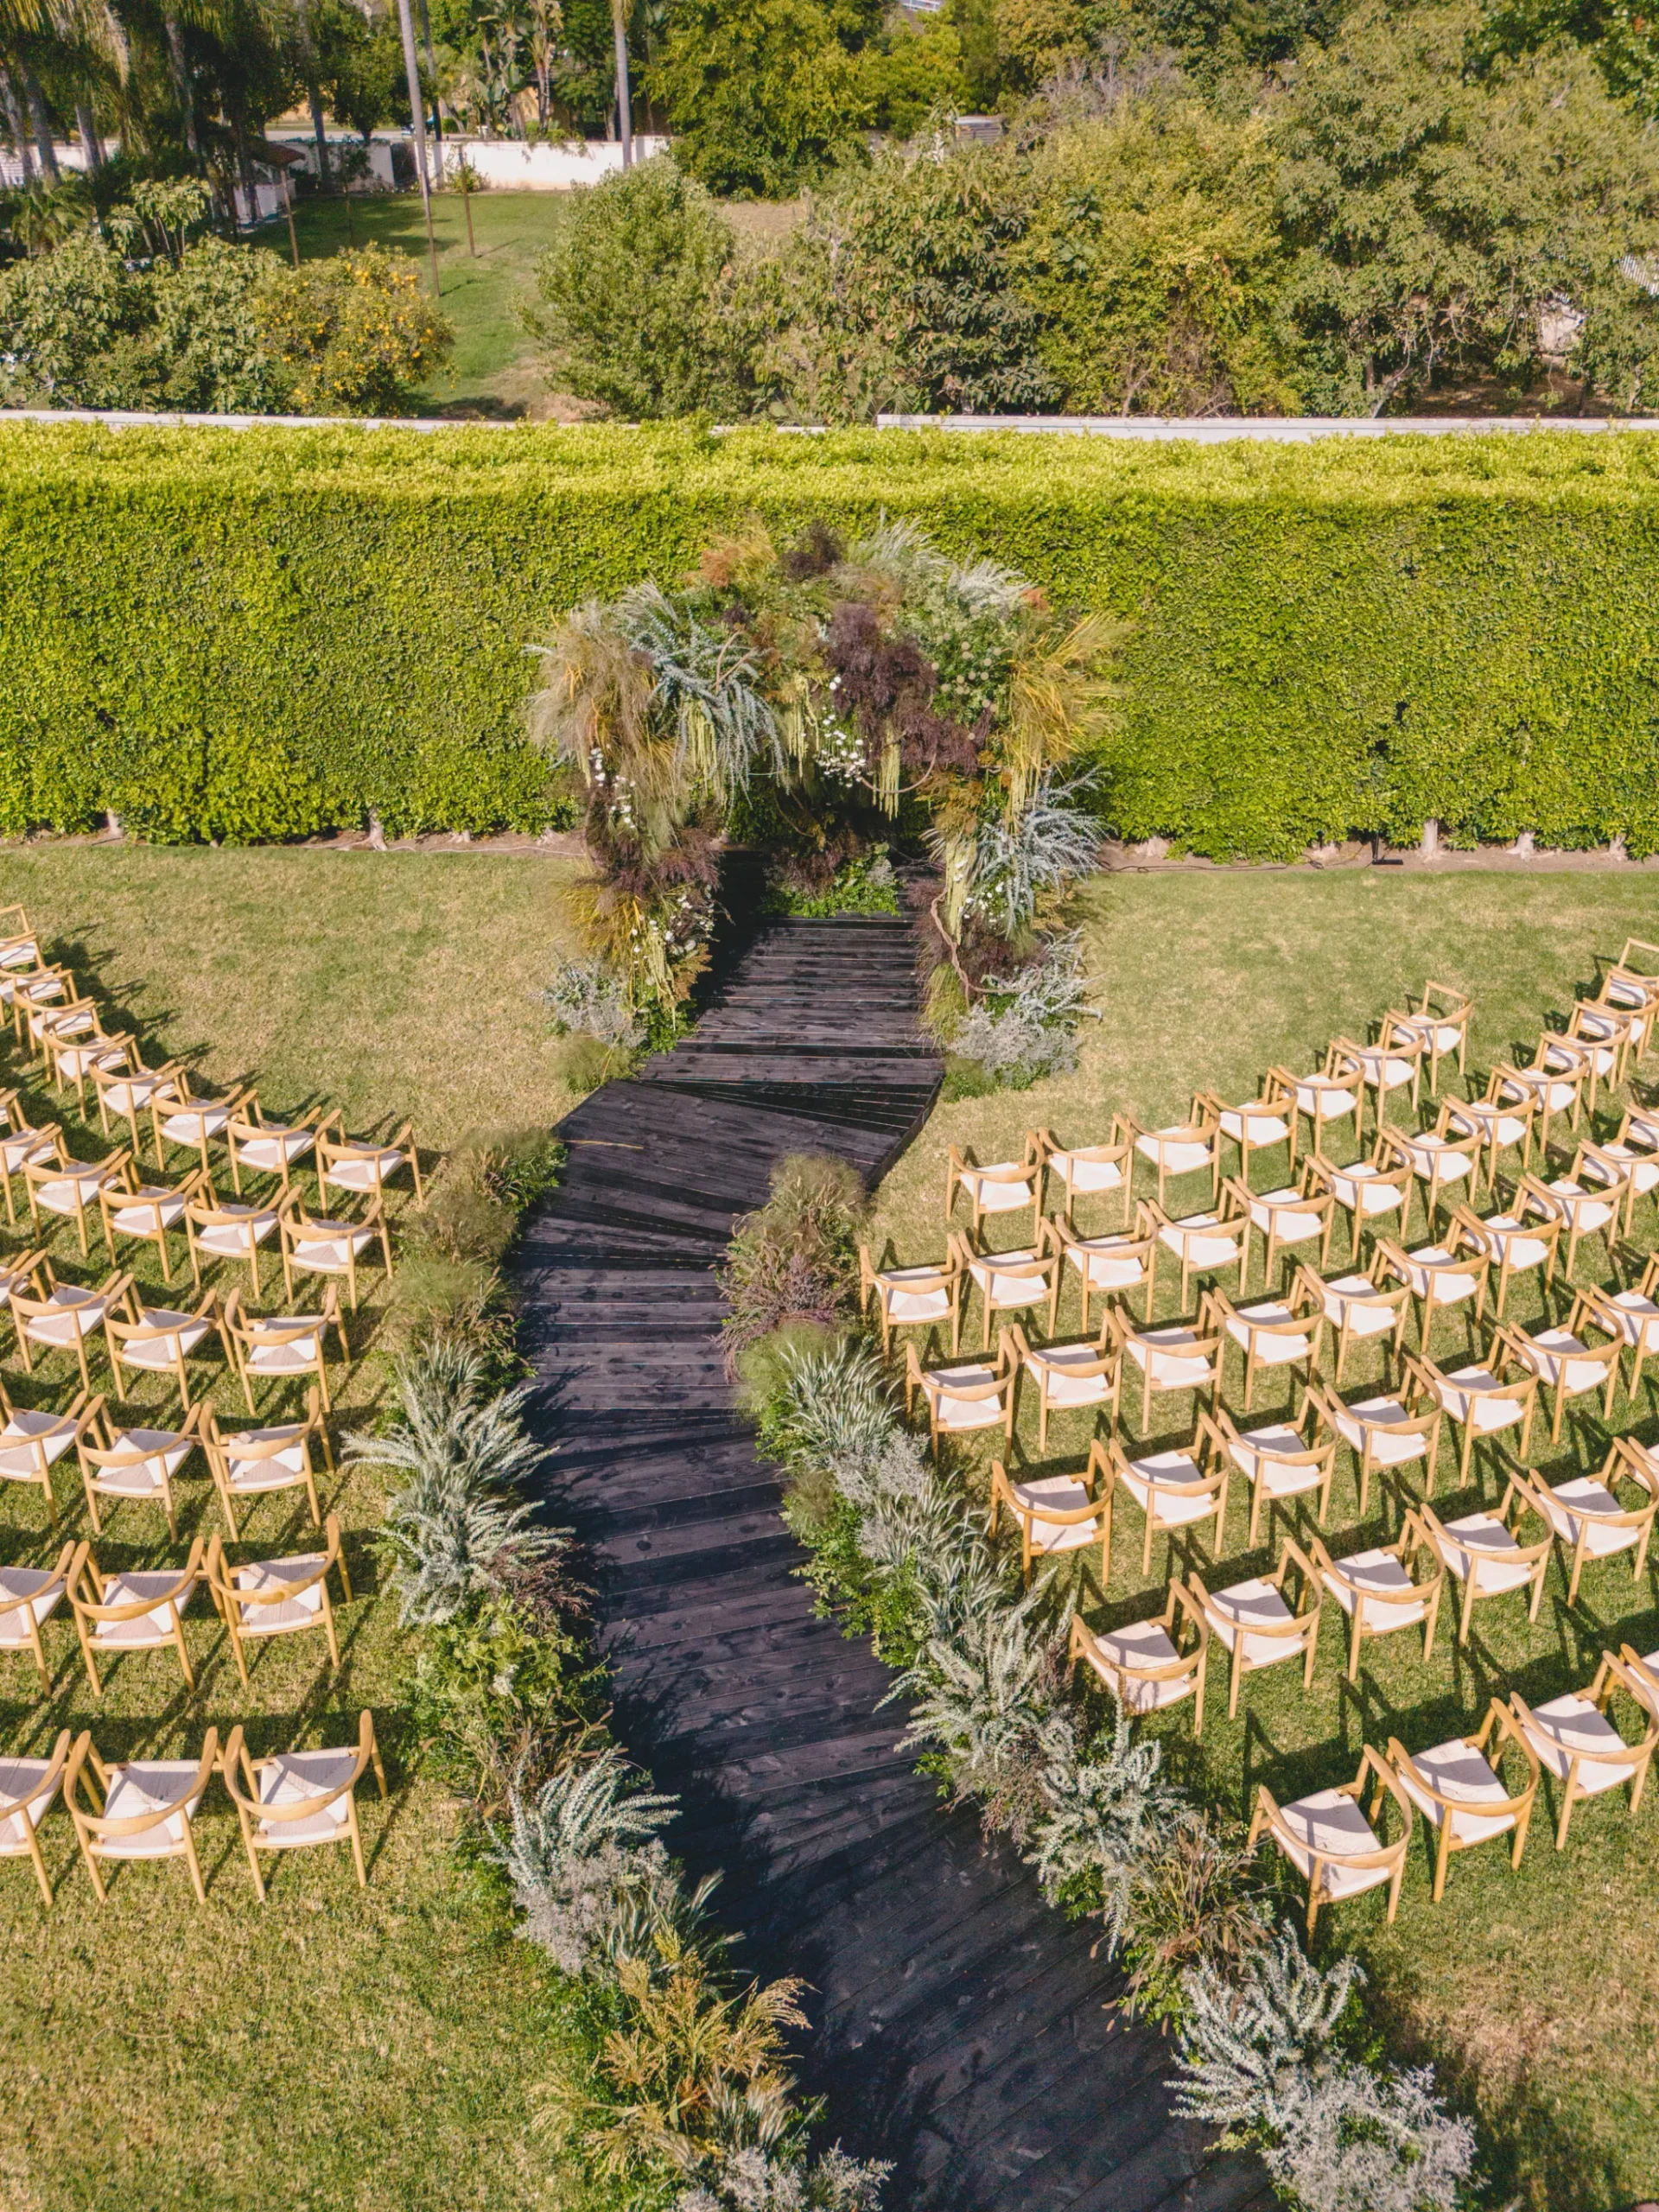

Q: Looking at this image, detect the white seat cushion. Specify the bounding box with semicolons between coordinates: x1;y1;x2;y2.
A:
1431;1367;1527;1433
1135;1130;1213;1175
0;1758;57;1851
1319;1275;1399;1338
1519;1694;1640;1792
919;1363;1005;1430
958;1167;1033;1212
1271;1788;1393;1898
1511;1329;1608;1395
196;1209;279;1255
221;1426;309;1491
1603;1291;1659;1350
1290;1080;1356;1119
1401;1137;1472;1184
0;1131;54;1174
967;1249;1046;1306
1157;1213;1238;1268
1327;1163;1403;1216
1321;1548;1426;1629
1246;1189;1324;1242
1118;1450;1216;1527
90;1428;193;1497
1227;1421;1322;1495
1006;1476;1100;1552
0;1565;66;1643
1546;1179;1615;1230
109;1189;188;1236
1081;1621;1192;1711
1052;1151;1123;1192
1398;1246;1481;1303
1123;1329;1214;1390
1204;1578;1302;1667
89;1571;197;1646
231;1555;327;1634
99;1074;166;1115
235;1128;315;1170
1221;1109;1290;1147
1394;1015;1464;1052
1224;1301;1313;1364
1065;1236;1147;1290
159;1103;230;1143
1348;1049;1416;1087
97;1762;206;1854
33;1170;111;1215
1469;1215;1549;1270
118;1311;213;1370
1433;1514;1534;1594
1024;1344;1113;1406
878;1266;951;1323
322;1148;403;1192
290;1224;378;1273
1584;1144;1659;1195
253;1749;359;1844
1538;1477;1642;1557
0;1410;77;1478
1397;1740;1515;1844
245;1329;325;1374
25;1287;112;1344
1447;1103;1528;1147
1331;1396;1428;1465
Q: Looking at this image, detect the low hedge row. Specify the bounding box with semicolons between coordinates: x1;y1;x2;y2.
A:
5;421;1659;854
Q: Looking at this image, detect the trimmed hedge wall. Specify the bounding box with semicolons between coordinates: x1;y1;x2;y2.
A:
4;420;1659;855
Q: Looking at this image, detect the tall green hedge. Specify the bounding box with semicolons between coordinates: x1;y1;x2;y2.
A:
4;420;1659;855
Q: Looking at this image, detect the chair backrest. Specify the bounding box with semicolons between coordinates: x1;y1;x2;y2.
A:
68;1537;204;1628
67;1728;218;1844
219;1712;379;1833
207;1515;341;1619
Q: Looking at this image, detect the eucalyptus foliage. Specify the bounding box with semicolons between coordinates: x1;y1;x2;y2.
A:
488;1749;681;1977
543;957;645;1049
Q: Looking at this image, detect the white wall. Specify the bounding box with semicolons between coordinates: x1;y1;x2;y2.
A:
0;142;98;187
429;136;670;189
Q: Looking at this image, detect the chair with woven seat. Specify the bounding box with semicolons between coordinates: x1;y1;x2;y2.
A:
149;1076;251;1178
1191;1537;1323;1720
199;1391;330;1540
988;1458;1109;1582
1108;1311;1223;1436
1442;1089;1535;1194
1310;1519;1442;1681
904;1337;1016;1454
11;1266;130;1397
44;1018;130;1106
225;1098;326;1196
1496;1296;1620;1446
1413;1484;1551;1646
1377;1116;1484;1238
67;1538;205;1696
1222;1171;1334;1294
1194;1090;1294;1185
1516;1170;1624;1283
1550;1006;1631;1110
944;1139;1040;1238
1127;1110;1221;1213
1205;1282;1320;1414
88;1047;187;1160
1306;1378;1442;1517
1039;1213;1158;1332
1093;1433;1230;1579
1306;1139;1412;1265
0;1541;76;1692
1249;1746;1413;1937
103;1287;229;1413
1031;1122;1136;1228
1007;1319;1118;1454
1443;1202;1558;1321
96;1162;204;1285
1387;1700;1539;1902
184;1182;285;1296
317;1120;423;1209
8;968;73;1047
1206;1399;1335;1550
64;1728;218;1903
1372;1234;1489;1356
1068;1582;1209;1734
954;1230;1061;1351
1581;1256;1659;1397
860;1244;963;1358
0;1101;60;1227
1404;1344;1536;1491
1575;1127;1659;1242
23;1140;130;1258
222;1287;350;1415
219;1713;387;1899
1513;1656;1659;1848
1293;1261;1410;1387
1144;1201;1247;1313
76;1401;201;1543
278;1198;393;1313
206;1515;353;1690
0;1728;75;1907
1264;1064;1359;1161
1488;1057;1584;1150
1534;1027;1616;1116
0;1380;96;1529
1327;1033;1424;1140
0;906;40;969
1512;1443;1658;1607
1382;982;1472;1095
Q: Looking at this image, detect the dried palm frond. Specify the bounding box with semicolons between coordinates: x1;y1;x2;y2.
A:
526;601;667;798
1001;613;1126;820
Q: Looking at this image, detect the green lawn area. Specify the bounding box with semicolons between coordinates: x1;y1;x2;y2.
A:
0;846;586;2210
868;868;1659;2212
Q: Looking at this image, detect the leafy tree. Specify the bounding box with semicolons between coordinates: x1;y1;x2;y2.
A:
854;11;969;135
524;153;761;416
1018;100;1298;412
651;0;869;197
0;227;148;403
995;0;1087;86
1480;0;1659;116
254;241;454;412
1272;0;1659;411
149;230;279;407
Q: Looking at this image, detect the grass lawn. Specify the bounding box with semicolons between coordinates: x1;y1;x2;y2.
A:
0;846;587;2210
867;868;1659;2212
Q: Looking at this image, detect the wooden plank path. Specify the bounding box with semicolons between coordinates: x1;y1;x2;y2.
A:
514;911;1268;2211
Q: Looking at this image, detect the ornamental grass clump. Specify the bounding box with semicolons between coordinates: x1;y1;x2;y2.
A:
717;1155;868;1372
489;1748;681;1976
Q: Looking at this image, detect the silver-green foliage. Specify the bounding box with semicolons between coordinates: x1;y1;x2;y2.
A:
1027;1709;1183;1953
620;581;785;800
543;957;645;1048
953;931;1092;1088
968;779;1103;938
488;1748;681;1977
674;2142;893;2212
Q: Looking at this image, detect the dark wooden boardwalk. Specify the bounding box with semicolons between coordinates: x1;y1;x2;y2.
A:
515;911;1267;2212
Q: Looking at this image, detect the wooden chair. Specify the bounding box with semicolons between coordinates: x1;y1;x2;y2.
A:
1306;1140;1411;1264
1581;1256;1659;1397
97;1162;205;1284
1513;1442;1658;1607
1108;1310;1223;1436
103;1287;229;1414
206;1514;352;1690
1191;1537;1323;1719
149;1076;251;1178
1490;1055;1583;1147
0;1103;60;1226
1206;1399;1335;1550
1413;1484;1551;1645
44;1017;130;1104
279;1198;393;1313
1249;1746;1413;1937
1573;1133;1657;1241
222;1287;350;1415
76;1400;202;1543
953;1230;1060;1352
1039;1213;1157;1333
64;1728;218;1903
317;1121;423;1207
904;1337;1016;1454
988;1458;1109;1582
0;1379;96;1528
0;1541;76;1693
1613;1640;1659;1730
1542;1007;1627;1112
1265;1064;1359;1160
219;1712;387;1900
1372;1234;1488;1355
1223;1170;1333;1293
1388;1700;1538;1902
1442;1089;1535;1193
1378;1116;1483;1236
0;1727;74;1907
1067;1583;1209;1734
1306;1379;1442;1517
1094;1433;1230;1579
1513;1656;1659;1849
1128;1110;1221;1211
859;1244;963;1359
1007;1319;1118;1455
0;906;40;969
1516;1169;1624;1282
1404;1345;1536;1490
185;1182;286;1296
1382;982;1472;1094
1327;1033;1424;1140
1194;1090;1294;1183
1144;1201;1247;1313
1205;1283;1319;1414
23;1139;130;1257
1031;1122;1135;1228
1567;997;1639;1092
11;1267;130;1394
88;1046;187;1159
199;1392;330;1540
1293;1261;1409;1387
944;1139;1040;1237
225;1098;326;1196
8;967;73;1046
1443;1201;1558;1321
1311;1519;1442;1681
1496;1297;1620;1446
67;1538;205;1696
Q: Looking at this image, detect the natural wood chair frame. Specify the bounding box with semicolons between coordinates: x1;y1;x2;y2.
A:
10;1264;130;1394
1007;1319;1119;1455
1205;1398;1335;1550
317;1121;423;1207
859;1243;963;1359
219;1712;387;1899
149;1076;251;1178
88;1046;186;1158
904;1336;1017;1453
200;1390;330;1540
1382;982;1473;1094
1444;1201;1559;1321
1126;1109;1222;1212
1193;1090;1295;1184
1516;1168;1625;1283
1205;1281;1320;1414
1067;1583;1210;1735
1249;1745;1414;1938
65;1728;218;1904
0;1726;75;1907
76;1399;202;1543
1387;1699;1538;1902
1264;1064;1359;1160
988;1456;1109;1581
1490;1054;1584;1147
1030;1120;1137;1229
184;1181;287;1297
222;1286;350;1414
1516;1656;1659;1849
1094;1433;1230;1580
67;1537;205;1697
225;1097;327;1197
96;1161;206;1285
1581;1253;1659;1396
1222;1168;1335;1294
1377;1116;1484;1238
1443;1089;1536;1194
1403;1342;1536;1490
1326;1033;1424;1141
952;1229;1061;1352
102;1286;230;1414
1371;1233;1490;1357
0;1376;96;1529
944;1138;1041;1237
1039;1212;1158;1333
1191;1536;1323;1720
1311;1516;1442;1681
1107;1309;1224;1436
279;1196;393;1313
23;1138;130;1258
0;1092;60;1225
1306;1377;1443;1518
1512;1441;1658;1607
1142;1199;1248;1313
1495;1295;1620;1446
1293;1258;1410;1387
0;1541;76;1692
1412;1482;1551;1645
206;1513;352;1690
1572;1134;1655;1241
1306;1140;1413;1266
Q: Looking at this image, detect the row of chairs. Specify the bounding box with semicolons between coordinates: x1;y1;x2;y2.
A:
0;1711;386;1905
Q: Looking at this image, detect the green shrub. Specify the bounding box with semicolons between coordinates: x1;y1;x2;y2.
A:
715;1153;868;1370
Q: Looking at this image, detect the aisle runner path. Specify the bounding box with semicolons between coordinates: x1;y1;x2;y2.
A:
515;913;1267;2212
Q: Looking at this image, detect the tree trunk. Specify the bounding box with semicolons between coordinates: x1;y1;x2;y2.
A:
416;0;442;176
24;67;59;182
163;16;198;158
232;109;259;225
0;65;35;185
75;102;102;168
611;0;631;166
291;0;331;187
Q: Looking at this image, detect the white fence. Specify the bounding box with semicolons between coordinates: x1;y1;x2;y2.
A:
875;412;1659;441
0;142;97;187
270;132;670;193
